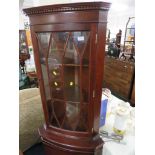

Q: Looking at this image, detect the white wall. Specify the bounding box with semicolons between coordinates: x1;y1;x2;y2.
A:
107;0;135;43
23;0;72;8
19;0;135;43
19;0;25;29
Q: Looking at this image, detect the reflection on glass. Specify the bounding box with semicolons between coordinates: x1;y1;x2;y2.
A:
37;32;51;101
76;104;88;131
49;38;63;64
38;33;51;58
73;31;90;56
64;36;80;64
51;68;61;79
53;32;68;50
81;35;90;65
62;102;80;130
51;81;64;99
47;100;66;128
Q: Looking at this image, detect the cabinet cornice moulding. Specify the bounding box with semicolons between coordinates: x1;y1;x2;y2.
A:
23;2;111;16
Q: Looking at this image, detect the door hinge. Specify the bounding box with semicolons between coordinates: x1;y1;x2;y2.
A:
95;33;98;44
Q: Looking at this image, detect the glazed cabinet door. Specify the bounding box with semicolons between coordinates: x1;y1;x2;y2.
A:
31;24;97;133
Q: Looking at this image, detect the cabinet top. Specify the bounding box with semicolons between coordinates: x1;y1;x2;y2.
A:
23;1;111;16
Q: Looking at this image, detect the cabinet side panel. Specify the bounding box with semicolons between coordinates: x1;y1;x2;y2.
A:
89;24;98;132
93;23;107;132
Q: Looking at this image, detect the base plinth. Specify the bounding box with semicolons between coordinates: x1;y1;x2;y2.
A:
39;126;104;155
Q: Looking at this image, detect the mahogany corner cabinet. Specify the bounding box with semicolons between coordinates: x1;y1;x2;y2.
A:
23;2;111;155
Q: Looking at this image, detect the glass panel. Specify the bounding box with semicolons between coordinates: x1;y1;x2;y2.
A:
37;31;90;132
41;64;51;100
52;100;66;127
47;100;66;128
37;33;51;101
64;34;80;65
48;34;65;100
37;33;51;58
49;38;63;64
72;31;90;57
50;66;62;81
52;32;69;50
64;66;80;102
81;37;90;103
51;81;64;99
82;35;90;65
62;102;80;130
37;34;53;124
48;61;64;99
81;67;89;103
75;104;89;131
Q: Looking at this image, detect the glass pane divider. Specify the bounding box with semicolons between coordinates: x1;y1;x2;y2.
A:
52;98;80;104
81;33;90;58
49;64;88;67
60;32;71;129
60;63;67;128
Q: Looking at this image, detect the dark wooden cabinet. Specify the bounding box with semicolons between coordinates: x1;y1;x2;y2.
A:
19;30;30;73
23;2;111;155
103;56;135;103
130;79;135;106
19;30;30;61
19;30;29;55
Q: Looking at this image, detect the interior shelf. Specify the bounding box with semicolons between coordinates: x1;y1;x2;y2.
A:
53;64;89;67
52;98;80;104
